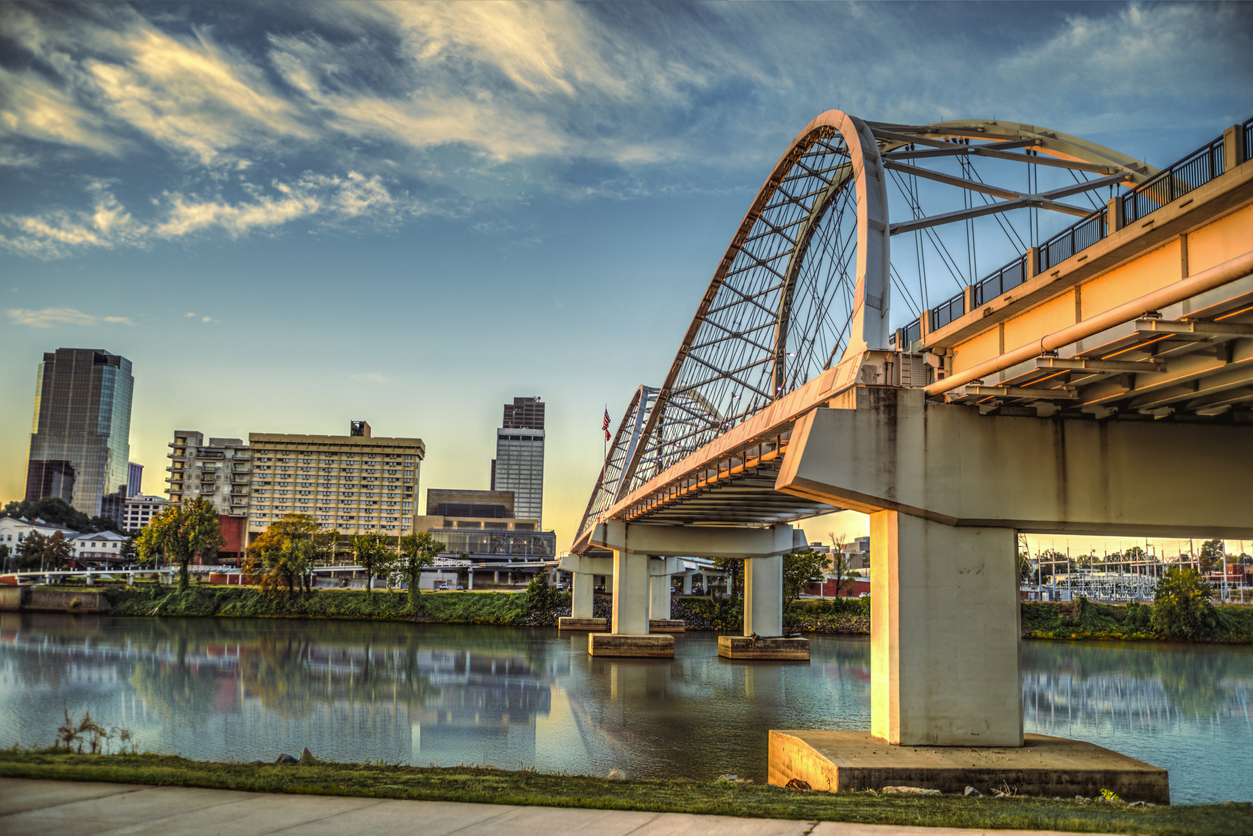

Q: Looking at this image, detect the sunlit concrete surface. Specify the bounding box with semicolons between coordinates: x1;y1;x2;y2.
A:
0;778;1127;836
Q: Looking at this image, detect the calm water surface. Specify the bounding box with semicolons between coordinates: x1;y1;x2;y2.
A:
1;612;1250;803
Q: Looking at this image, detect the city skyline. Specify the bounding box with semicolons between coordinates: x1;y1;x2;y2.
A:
3;1;1251;550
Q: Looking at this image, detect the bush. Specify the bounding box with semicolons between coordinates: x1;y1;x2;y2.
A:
1153;567;1220;640
523;574;565;627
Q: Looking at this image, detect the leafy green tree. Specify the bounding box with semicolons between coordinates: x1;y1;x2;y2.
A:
1152;567;1220;640
136;498;225;592
245;514;328;597
1198;539;1225;574
525;572;564;626
782;550;830;606
0;543;9;573
120;536;138;566
710;557;743;600
15;530;72;572
0;497;90;531
398;532;445;611
352;533;390;592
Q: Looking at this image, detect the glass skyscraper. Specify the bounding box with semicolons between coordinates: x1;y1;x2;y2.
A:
490;397;545;526
25;348;134;524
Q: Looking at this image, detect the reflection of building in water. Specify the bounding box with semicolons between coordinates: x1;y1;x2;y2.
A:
413;650;550;765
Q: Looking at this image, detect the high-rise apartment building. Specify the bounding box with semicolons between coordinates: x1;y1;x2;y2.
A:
490;397;545;526
127;462;143;497
25;348;134;525
247;422;423;538
166;432;252;518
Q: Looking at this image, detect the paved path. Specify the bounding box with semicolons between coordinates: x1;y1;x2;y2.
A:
0;778;1115;836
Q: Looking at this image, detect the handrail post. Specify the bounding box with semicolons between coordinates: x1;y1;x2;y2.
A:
1224;125;1246;171
1026;247;1039;280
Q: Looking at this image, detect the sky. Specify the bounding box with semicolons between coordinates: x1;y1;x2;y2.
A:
2;1;1251;554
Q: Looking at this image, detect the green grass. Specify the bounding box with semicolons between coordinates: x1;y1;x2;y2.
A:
1021;601;1253;643
99;585;541;626
1;751;1247;835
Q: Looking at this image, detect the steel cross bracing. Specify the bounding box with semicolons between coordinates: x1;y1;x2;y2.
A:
575;112;1166;552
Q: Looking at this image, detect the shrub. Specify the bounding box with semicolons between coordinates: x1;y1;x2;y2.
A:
1152;567;1220;640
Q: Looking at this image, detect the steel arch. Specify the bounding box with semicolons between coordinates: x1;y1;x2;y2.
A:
611;112;1154;503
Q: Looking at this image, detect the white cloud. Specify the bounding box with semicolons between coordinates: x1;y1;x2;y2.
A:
6;307;131;327
0;169;425;258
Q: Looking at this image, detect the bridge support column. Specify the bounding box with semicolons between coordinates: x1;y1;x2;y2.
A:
649;571;684;633
681;574;692;595
870;511;1021;746
557;555;609;631
720;554;809;660
590;551;675;657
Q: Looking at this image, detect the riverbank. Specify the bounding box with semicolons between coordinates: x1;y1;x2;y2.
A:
1;752;1246;835
13;585;1253;643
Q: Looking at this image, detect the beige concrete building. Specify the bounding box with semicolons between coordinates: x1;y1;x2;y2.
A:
247;421;423;539
166;432;251;519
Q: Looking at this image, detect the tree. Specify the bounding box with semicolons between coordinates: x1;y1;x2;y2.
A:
710;557;743;600
120;536;138;566
44;531;73;571
245;514;329;598
0;497;90;531
15;532;48;571
1153;567;1220;640
0;543;9;573
826;534;862;598
398;532;445;611
525;572;563;626
782;550;831;606
136;498;225;592
352;533;390;592
1198;539;1225;574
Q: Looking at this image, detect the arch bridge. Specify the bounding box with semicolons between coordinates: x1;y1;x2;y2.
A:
566;112;1253;762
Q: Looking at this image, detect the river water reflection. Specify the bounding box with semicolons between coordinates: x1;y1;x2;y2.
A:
1;613;1249;803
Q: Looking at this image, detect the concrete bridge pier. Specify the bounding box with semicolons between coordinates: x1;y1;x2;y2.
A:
649;572;685;633
557;554;610;632
770;384;1252;797
589;521;803;659
719;555;810;661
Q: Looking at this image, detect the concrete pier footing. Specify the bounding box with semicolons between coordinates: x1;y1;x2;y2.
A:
648;619;686;633
718;635;809;660
588;633;674;658
768;730;1170;804
558;617;608;631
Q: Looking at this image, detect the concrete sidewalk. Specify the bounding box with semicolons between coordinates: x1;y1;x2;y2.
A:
0;778;1116;836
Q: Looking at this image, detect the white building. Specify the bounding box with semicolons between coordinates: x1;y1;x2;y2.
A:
124;494;170;531
72;530;130;564
0;517;80;550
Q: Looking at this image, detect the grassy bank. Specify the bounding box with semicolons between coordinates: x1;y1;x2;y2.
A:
1022;600;1253;643
25;584;1253;643
99;585;548;626
1;751;1247;835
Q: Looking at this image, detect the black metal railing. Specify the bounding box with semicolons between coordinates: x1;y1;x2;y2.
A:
1244;116;1253;168
1037;208;1107;273
1121;137;1224;227
896;119;1248;347
973;254;1029;307
930;290;965;331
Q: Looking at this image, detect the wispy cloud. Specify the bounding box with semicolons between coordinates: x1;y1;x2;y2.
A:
1;171;426;258
7;306;132;327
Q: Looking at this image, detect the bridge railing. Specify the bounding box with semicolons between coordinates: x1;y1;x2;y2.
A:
1037;208;1107;274
973;253;1030;307
896;119;1247;349
1245;116;1253;170
929;290;965;332
1121;136;1225;227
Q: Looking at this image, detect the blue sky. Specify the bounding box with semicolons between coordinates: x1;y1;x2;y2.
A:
2;1;1251;551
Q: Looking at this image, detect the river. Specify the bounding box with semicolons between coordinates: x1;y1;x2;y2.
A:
1;612;1249;803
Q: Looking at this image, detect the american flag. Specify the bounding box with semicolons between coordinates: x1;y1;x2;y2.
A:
603;408;611;441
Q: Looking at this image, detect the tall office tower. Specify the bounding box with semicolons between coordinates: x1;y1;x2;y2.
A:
127;462;143;497
25;348;133;524
490;397;545;526
247;421;423;538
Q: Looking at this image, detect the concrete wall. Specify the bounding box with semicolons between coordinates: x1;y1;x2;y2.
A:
779;387;1253;538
